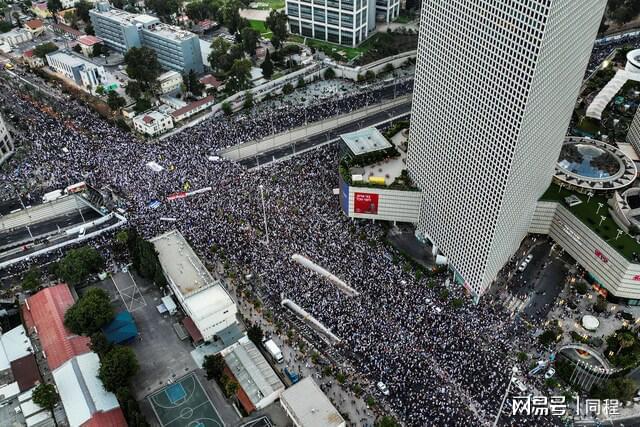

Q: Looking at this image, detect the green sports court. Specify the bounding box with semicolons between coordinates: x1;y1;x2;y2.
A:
148;373;223;427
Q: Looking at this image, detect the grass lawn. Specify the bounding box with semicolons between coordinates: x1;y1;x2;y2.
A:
540;184;640;261
288;35;371;61
253;0;284;9
249;20;273;38
393;13;415;24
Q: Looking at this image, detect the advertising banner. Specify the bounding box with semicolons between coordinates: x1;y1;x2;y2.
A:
166;192;187;201
354;192;379;215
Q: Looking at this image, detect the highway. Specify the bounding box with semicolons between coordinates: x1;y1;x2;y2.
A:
239;101;412;169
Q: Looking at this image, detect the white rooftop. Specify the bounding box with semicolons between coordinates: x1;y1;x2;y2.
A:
221;336;284;407
341;127;392;156
158;70;181;81
52;352;120;427
185;285;235;321
281;377;346;427
0;325;33;371
0;381;20;402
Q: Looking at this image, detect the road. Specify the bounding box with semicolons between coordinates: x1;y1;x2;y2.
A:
239;102;412;168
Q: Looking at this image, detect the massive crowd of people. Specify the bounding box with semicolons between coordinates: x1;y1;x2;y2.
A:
0;72;558;426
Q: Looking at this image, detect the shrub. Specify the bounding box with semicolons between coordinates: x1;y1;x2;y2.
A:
282;83;294;95
323;68;335;79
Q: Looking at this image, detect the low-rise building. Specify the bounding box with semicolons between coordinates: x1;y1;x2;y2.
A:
199;74;222;92
76;35;103;57
23;19;44;37
132;110;174;136
45;51;105;92
30;2;51;19
23;50;45;69
170;95;215;122
221;336;285;413
281;377;346;427
51;22;83;39
157;70;182;94
0;28;32;47
151;230;238;343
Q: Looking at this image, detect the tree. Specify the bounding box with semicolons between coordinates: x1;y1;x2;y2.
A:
34;42;58;58
72;43;82;53
224;379;239;397
85;22;94;35
240;27;259;55
124;47;161;89
616;331;636;356
297;76;305;88
144;0;182;21
221;101;232;115
92;43;104;57
64;287;115;335
99;346;139;392
376;416;399;427
47;0;63;20
247;324;263;344
592;377;636;402
282;82;294;95
265;10;287;49
89;331;113;357
221;0;243;34
64;9;80;29
208;37;231;71
134;97;152;113
125;80;143;100
55;246;104;286
32;383;58;411
107;91;126;110
21;266;41;291
203;354;225;380
261;49;273;79
242;90;253;110
0;21;12;33
75;0;93;22
183;70;204;96
225;58;251;93
323;67;335;79
96;85;105;95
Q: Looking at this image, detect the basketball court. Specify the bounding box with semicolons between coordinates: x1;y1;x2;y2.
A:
148;373;223;427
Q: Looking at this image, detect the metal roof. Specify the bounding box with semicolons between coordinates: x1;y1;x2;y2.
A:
281;377;346;427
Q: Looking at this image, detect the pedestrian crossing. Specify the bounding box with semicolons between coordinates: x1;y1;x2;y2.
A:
504;294;527;314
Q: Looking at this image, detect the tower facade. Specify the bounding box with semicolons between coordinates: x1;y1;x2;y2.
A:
407;0;607;299
0;113;14;166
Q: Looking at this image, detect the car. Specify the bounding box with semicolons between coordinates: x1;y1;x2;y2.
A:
377;381;390;396
512;378;528;393
518;261;528;272
525;254;533;263
544;368;556;379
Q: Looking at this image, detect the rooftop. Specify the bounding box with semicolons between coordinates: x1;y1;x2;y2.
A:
24;19;43;29
10;354;41;392
171;95;215;118
540;184;640;262
221;336;284;407
77;35;102;46
341;127;392;156
46;51;87;67
280;377;345;427
0;325;33;371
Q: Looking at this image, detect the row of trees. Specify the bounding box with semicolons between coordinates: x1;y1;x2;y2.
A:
202;354;240;398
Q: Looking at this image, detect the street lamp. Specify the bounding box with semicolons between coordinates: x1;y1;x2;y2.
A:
493;366;519;427
596;202;604;214
599;215;606;227
258;184;269;245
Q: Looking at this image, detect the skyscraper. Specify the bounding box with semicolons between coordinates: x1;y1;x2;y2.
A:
407;0;607;300
0;113;14;166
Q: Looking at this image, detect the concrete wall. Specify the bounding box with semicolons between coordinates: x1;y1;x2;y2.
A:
530;201;640;301
328;50;416;81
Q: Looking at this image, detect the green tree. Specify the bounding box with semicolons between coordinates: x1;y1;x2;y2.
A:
282;82;294;95
221;0;243;34
34;42;58;58
261;49;273;79
74;0;92;22
240;27;259;55
47;0;63;20
134;97;152;113
183;70;204;96
99;346;139;392
297;76;305;88
226;58;251;93
376;416;399;427
107;91;126;110
203;354;225;380
247;324;263;344
72;43;82;53
124;47;162;89
242;91;253;110
92;43;104;57
144;0;182;21
21;266;41;291
265;10;287;49
125;80;143;100
0;21;13;33
221;101;232;115
85;22;94;35
89;331;113;357
96;85;105;95
56;246;104;286
208;37;231;71
64;9;79;29
32;383;58;411
64;288;115;335
224;379;239;397
323;67;335;79
616;331;636;356
591;377;637;402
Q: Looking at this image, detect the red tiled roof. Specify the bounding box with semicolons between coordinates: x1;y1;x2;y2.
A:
25;19;43;29
82;408;127;427
142;115;155;124
11;354;42;392
182;317;203;343
24;284;90;371
51;23;82;37
171;95;215;118
199;75;221;88
78;35;102;46
23;50;34;58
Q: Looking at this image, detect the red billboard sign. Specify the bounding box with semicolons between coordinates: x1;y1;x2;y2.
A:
354;192;379;215
167;192;187;201
594;249;608;263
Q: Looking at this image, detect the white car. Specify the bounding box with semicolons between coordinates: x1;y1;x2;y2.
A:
377;381;390;396
544;368;556;379
518;261;528;272
526;254;534;263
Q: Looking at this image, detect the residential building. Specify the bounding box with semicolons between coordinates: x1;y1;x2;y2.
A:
23;284;127;427
281;377;345;427
157;70;182;94
76;34;103;57
0;28;32;47
23;50;45;69
45;51;106;91
285;0;376;47
0;113;14;166
30;2;51;19
407;0;607;300
90;2;203;73
199;74;222;92
151;230;238;343
221;336;285;413
23;19;44;37
170;95;215;122
132;110;174;136
51;22;83;39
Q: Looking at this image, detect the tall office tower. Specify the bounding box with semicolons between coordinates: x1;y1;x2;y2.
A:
628;108;640;155
407;0;607;300
0;113;14;166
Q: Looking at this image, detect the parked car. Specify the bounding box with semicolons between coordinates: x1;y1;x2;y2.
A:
377;381;390;396
526;254;534;263
544;368;556;379
518;261;528;272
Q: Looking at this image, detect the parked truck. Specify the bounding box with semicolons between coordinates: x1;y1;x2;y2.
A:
264;339;284;363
